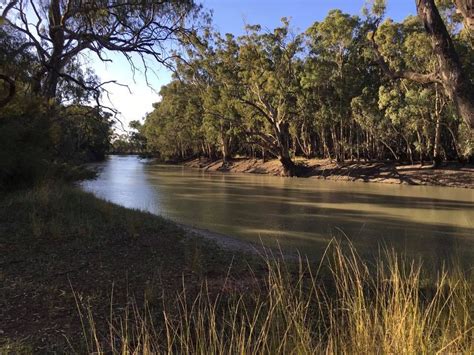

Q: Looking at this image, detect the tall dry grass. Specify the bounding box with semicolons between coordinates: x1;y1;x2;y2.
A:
78;242;473;354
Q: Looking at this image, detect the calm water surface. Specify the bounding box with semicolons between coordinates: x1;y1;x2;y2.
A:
81;155;474;264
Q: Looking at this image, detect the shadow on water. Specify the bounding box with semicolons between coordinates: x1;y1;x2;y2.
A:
82;156;474;268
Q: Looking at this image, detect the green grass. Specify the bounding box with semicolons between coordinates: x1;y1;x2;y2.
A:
0;184;250;352
1;185;472;353
81;244;473;354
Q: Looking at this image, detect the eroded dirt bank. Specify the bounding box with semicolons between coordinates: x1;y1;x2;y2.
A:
184;157;474;189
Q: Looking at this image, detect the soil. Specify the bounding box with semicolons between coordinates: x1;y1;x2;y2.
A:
0;186;260;352
184;157;474;189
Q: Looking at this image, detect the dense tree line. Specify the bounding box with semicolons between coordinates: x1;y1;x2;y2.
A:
143;1;473;176
110;120;148;155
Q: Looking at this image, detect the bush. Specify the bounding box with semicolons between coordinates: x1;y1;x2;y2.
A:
0;99;110;190
0;98;52;189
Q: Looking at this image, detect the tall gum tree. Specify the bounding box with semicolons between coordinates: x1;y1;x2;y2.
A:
304;10;361;162
370;0;474;131
237;20;302;176
181;32;243;164
1;0;204;101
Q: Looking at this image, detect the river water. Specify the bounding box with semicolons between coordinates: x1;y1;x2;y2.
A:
81;155;474;265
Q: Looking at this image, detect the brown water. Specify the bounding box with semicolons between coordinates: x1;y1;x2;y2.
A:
81;155;474;265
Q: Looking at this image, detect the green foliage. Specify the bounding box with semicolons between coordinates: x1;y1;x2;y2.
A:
0;98;112;189
0;21;114;189
142;6;473;168
144;81;204;160
110;120;148;155
0;98;52;189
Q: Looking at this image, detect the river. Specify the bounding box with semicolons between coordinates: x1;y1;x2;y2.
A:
81;155;474;265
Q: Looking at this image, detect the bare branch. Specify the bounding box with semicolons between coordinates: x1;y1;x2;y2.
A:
0;0;17;19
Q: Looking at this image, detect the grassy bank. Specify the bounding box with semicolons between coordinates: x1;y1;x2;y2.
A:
0;185;251;352
1;185;473;353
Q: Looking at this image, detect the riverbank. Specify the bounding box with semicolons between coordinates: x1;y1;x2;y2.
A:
0;185;257;352
184;157;474;188
1;185;472;353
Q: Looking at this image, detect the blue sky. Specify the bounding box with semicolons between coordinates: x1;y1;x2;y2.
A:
98;0;416;130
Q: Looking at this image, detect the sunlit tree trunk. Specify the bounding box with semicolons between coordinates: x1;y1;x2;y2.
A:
432;87;443;167
275;122;296;176
416;0;474;131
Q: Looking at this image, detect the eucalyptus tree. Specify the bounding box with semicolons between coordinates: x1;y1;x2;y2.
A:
236;19;302;176
144;79;204;160
304;10;363;162
128;120;147;154
1;0;204;102
292;68;319;158
351;86;396;161
183;32;243;163
201;85;243;163
372;12;471;165
370;0;474;131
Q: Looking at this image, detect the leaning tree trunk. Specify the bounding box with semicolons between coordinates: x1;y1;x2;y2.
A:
416;0;474;131
40;0;66;99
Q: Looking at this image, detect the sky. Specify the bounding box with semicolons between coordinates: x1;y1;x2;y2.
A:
96;0;417;131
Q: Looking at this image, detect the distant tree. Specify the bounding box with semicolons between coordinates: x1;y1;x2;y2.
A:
144;80;203;160
52;105;113;162
129;120;147;154
184;32;243;164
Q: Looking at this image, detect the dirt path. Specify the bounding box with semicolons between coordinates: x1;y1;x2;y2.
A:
184;158;474;189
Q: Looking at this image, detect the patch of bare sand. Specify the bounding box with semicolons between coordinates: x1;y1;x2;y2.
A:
183;157;474;189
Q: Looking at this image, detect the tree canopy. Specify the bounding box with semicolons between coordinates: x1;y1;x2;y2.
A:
142;1;473;175
1;0;204;102
0;0;204;187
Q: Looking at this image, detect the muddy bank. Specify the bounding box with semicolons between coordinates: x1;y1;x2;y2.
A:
184;157;474;189
178;222;301;260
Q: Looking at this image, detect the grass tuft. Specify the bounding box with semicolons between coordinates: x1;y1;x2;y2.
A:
82;242;473;354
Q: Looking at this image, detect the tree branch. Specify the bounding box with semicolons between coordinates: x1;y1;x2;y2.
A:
368;19;442;85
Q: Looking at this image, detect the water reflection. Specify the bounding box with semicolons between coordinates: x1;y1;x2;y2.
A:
81;156;474;265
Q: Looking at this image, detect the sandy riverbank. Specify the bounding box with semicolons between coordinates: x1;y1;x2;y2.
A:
184;157;474;189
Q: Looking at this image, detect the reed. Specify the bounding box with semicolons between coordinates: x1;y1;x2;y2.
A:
80;242;473;354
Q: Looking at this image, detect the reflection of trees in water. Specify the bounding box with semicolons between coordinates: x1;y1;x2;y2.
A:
87;157;474;268
159;175;473;266
82;156;161;214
